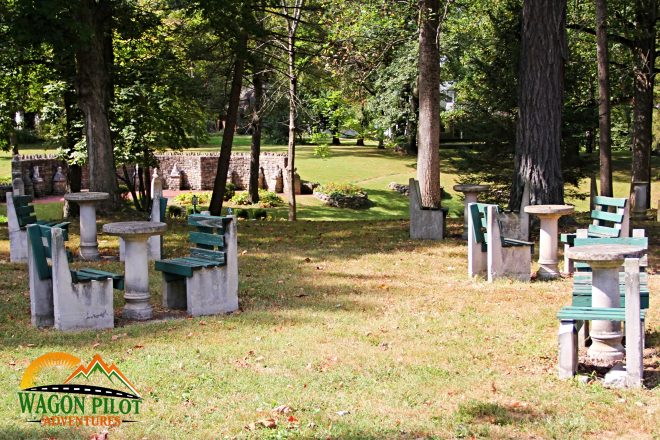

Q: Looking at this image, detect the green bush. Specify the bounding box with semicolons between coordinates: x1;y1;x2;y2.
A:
313;144;331;159
257;190;284;208
236;208;250;219
253;208;267;220
230;191;251;206
224;183;236;201
168;205;183;218
309;131;330;145
316;182;364;197
174;192;211;206
0;176;13;185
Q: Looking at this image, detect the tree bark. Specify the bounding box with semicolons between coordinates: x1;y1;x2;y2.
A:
285;0;304;221
62;87;81;217
596;0;613;197
629;0;656;210
209;32;248;215
417;0;441;208
510;0;567;210
75;0;118;211
249;68;264;204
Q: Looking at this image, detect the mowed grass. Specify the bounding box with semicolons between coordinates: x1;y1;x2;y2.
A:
0;215;658;439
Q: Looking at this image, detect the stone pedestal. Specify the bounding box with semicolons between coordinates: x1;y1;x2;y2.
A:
566;244;645;362
103;221;167;321
409;178;444;240
453;184;489;239
524;205;574;280
631;181;649;218
52;166;67;195
64;192;110;261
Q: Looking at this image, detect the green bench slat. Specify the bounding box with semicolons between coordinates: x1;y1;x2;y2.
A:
571;296;649;309
12;195;33;205
586;224;619;237
590;209;623;223
189;248;226;263
574;272;648;284
179;256;220;267
557;306;647;321
188;214;228;231
574;237;648;247
189;231;224;247
155;260;194;278
159;197;168;222
502;238;534;247
16;205;35;216
75;268;125;290
592;196;627;208
19;215;38;227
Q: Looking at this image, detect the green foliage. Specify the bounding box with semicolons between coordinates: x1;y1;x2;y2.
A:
253;208;267;220
257;190;283;208
167;205;183;218
235;208;250;219
316;182;364;197
174;192;211;206
309;131;330;145
313;144;331;159
223;183;236;201
230;192;251;206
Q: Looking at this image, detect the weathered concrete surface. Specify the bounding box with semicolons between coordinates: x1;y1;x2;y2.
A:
65;192;109;261
525;204;574;280
7;192;28;262
27;230;53;327
454;184;489;239
50;228;114;331
409;179;444;240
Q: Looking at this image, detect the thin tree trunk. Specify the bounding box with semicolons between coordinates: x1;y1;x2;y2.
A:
417;0;441;208
75;0;118;211
596;0;613;197
210;32;248;215
407;84;419;155
285;0;304;221
249;68;264;204
630;0;656;210
510;0;567;210
62;87;81;217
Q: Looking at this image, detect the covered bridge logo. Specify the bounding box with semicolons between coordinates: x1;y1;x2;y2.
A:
18;352;142;427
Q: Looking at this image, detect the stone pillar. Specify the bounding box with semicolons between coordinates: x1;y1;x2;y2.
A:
52;166;67;195
148;170;164;259
79;203;100;260
123;238;152;320
11;156;24;196
31;166;45;197
275;169;284;193
588;260;625;361
631;181;649;218
537;214;561;279
624;258;643;388
170;164;181;190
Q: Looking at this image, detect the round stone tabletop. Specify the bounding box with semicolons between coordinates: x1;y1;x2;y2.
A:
453;184;490;193
103;221;167;237
566;244;645;262
524;204;574;216
64;192;110;203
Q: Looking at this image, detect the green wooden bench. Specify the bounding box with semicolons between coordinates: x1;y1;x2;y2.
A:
155;214;239;316
468;203;533;281
27;224;123;330
7;193;70;262
561;196;631;273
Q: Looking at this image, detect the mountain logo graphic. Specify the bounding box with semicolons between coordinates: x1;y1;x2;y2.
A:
20;352;141;400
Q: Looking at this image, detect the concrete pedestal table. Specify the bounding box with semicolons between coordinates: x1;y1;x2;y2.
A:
103;221;167;320
64;192;109;260
565;244;645;361
524;205;574;279
453;184;490;239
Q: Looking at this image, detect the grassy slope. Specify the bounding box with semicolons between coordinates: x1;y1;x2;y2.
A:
0;217;657;439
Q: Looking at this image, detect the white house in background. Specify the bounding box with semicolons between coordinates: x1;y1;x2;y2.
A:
440;82;456;111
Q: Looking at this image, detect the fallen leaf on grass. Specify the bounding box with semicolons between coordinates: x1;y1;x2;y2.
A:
273;405;293;414
111;333;127;341
304;257;311;263
336;410;351;416
133;344;144;349
259;418;277;428
241;250;248;255
199;320;207;326
92;342;100;349
9;360;16;366
186;332;193;338
287;415;299;424
491;382;497;393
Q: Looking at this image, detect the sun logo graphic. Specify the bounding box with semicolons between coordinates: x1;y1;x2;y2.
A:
17;352;142;428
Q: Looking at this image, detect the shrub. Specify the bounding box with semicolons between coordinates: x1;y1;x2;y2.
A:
230;191;251;206
236;208;250;219
224;183;236;201
253;208;267;220
313;144;331;159
316;182;364;197
309;131;330;145
257;190;283;208
174;192;211;206
168;205;183;218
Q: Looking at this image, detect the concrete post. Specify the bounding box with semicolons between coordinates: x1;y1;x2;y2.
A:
537;214;561;279
587;260;625;361
486;205;502;282
558;321;578;379
122;237;152;320
624;258;643;388
7;192;28;262
27;230;53;327
78;202;100;260
467;203;486;278
148;170;164;259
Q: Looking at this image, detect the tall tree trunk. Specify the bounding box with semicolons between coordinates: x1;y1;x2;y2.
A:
596;0;613;197
630;0;656;210
249;68;264;204
62;87;81;217
510;0;567;210
75;0;117;211
332;105;340;145
417;0;441;208
285;0;304;221
209;32;248;215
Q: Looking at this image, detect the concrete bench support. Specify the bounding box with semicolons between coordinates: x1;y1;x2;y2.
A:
7;192;28;263
408;178;444;240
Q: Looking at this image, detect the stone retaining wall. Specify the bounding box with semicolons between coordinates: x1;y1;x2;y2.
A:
10;152;289;197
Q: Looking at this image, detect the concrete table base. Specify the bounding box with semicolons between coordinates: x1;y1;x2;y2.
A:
453;184;490;239
64;192;110;261
565;244;646;362
524;205;574;280
103;221;167;321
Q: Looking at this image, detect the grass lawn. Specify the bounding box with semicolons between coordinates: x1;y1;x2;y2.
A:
0;215;658;439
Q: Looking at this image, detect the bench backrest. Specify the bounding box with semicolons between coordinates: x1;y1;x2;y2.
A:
27;224;70;281
13;195;38;228
588;196;629;238
187;214;232;262
469;203;506;249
